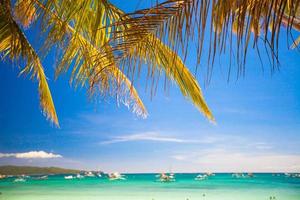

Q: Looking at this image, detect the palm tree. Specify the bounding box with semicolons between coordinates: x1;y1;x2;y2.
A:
0;0;214;126
2;0;298;126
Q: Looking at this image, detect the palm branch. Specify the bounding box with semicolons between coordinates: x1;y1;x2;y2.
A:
32;0;148;117
88;1;215;121
115;0;300;77
0;0;58;126
4;0;147;121
9;0;214;122
37;0;213;120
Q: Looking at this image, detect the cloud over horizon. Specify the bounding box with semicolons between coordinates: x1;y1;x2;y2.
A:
171;149;300;172
100;132;216;145
0;151;62;159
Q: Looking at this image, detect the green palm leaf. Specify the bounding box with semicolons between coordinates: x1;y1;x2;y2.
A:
12;0;147;118
0;0;58;126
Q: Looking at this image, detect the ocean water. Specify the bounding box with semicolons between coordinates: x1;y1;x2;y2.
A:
0;173;300;200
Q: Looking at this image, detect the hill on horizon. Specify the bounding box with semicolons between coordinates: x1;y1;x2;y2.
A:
0;165;82;175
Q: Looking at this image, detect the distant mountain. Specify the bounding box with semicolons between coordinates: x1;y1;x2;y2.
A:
0;165;81;175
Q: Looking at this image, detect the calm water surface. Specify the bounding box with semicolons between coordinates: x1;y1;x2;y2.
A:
0;173;299;200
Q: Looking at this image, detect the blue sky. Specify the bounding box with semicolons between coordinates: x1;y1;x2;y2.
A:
0;0;300;173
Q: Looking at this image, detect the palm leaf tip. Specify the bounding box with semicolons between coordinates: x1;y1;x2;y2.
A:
19;58;59;127
130;35;214;122
191;81;215;123
122;81;148;118
35;63;59;127
171;58;214;122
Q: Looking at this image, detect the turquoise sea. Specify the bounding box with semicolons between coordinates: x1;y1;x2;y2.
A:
0;173;300;200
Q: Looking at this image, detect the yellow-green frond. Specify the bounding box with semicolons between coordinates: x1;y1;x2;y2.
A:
32;0;147;117
136;35;214;121
111;0;300;76
98;2;214;121
14;0;37;28
0;0;58;126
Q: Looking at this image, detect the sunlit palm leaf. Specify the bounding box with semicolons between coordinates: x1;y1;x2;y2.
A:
115;0;300;76
97;1;214;121
16;0;147;117
14;0;37;28
0;0;58;126
132;34;214;121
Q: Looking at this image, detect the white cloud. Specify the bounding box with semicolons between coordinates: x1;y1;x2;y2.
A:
250;142;273;150
0;151;62;159
100;132;215;145
171;155;186;161
171;149;300;172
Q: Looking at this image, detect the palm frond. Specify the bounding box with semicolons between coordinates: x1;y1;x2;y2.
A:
0;0;58;126
14;0;37;28
113;0;300;76
129;34;214;121
11;0;213;121
96;2;214;121
22;0;148;117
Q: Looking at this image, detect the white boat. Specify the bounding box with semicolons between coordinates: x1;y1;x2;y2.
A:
158;173;175;182
284;173;290;177
195;174;208;181
108;172;125;180
290;173;300;178
232;173;246;178
96;173;102;178
0;174;6;179
76;174;84;179
64;175;74;180
33;175;48;180
85;172;95;177
14;178;26;182
21;174;30;178
169;173;175;179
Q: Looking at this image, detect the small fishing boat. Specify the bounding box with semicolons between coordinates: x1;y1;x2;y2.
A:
195;174;208;181
14;178;26;182
76;174;84;179
33;175;48;180
290;173;300;178
232;173;245;178
21;174;30;178
0;174;6;179
108;172;125;180
85;172;95;177
64;175;74;180
205;172;215;176
158;173;175;182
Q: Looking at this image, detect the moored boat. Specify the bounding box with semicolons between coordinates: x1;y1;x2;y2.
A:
76;174;84;179
158;173;175;182
84;171;95;177
195;174;208;181
0;174;6;179
108;172;125;180
13;178;26;182
33;175;48;180
64;175;74;180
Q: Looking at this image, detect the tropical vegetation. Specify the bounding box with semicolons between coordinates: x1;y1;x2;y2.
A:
1;0;299;126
